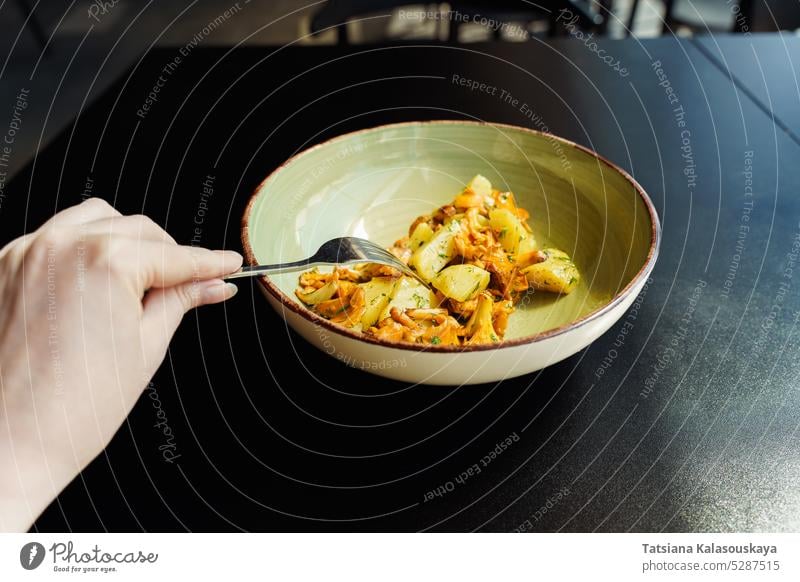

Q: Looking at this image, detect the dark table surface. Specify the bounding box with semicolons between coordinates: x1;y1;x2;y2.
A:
5;33;799;532
696;34;800;144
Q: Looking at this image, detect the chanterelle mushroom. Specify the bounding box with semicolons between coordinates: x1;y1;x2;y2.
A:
464;292;500;345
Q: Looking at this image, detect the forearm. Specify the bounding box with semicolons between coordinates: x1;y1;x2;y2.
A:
0;438;62;532
0;365;80;532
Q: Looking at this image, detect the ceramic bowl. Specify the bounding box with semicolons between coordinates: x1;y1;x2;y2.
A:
242;121;659;385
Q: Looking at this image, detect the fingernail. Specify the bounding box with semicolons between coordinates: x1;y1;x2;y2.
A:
214;250;244;276
214;249;243;262
198;279;238;304
223;282;238;299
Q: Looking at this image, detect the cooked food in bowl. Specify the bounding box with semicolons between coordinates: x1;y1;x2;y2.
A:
294;175;580;346
242;120;660;385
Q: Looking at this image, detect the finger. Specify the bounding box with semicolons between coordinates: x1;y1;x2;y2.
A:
114;239;242;291
83;214;177;244
42;197;121;228
140;279;238;363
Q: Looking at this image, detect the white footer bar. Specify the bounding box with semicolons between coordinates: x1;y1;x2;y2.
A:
1;533;797;580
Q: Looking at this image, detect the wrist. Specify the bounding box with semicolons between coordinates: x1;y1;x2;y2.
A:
0;371;79;532
0;438;66;532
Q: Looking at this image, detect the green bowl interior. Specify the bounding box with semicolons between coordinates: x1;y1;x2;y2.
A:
247;123;653;339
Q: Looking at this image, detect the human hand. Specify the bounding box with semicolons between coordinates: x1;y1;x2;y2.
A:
0;198;242;531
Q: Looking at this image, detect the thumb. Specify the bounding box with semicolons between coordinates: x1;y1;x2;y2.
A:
140;278;237;363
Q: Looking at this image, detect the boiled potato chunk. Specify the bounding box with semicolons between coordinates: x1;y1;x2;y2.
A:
517;235;537;255
409;221;434;251
522;248;580;294
360;277;398;328
432;264;490;302
410;220;462;281
379;277;437;321
489;208;532;255
466;174;492;198
516;236;540;268
296;279;338;305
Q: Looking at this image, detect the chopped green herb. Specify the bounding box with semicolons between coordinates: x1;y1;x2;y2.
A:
499;228;508;238
430;336;442;345
490;333;499;342
438;253;448;258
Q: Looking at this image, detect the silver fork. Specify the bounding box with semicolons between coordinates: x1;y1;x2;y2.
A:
224;237;429;287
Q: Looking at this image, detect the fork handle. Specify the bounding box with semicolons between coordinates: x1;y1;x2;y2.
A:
223;259;320;280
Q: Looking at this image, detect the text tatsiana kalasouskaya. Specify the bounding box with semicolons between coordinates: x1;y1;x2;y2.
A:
642;543;777;557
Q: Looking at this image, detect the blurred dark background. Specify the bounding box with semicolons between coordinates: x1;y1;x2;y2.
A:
1;0;798;184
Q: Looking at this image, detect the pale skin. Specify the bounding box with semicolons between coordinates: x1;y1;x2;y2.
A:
0;198;243;531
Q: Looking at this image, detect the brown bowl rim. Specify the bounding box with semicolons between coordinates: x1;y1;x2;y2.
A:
241;120;661;353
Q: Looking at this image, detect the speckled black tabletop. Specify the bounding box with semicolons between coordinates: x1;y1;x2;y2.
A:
5;34;799;532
